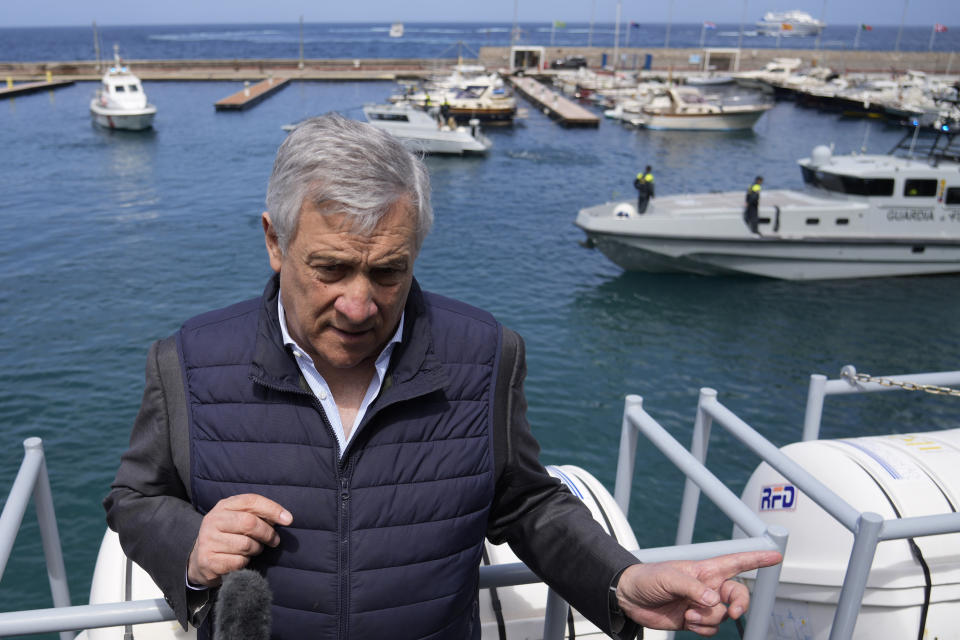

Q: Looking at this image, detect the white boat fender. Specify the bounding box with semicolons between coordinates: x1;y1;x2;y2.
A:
479;464;647;639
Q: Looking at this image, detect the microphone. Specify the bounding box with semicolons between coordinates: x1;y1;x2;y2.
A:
213;569;273;640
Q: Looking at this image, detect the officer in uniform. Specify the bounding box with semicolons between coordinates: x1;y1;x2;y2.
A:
633;165;655;214
744;176;763;234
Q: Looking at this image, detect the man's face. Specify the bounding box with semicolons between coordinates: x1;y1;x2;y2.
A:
263;200;417;377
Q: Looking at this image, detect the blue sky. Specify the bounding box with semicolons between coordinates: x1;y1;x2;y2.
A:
5;0;957;28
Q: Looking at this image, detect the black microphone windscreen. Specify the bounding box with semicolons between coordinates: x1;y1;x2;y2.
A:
213;569;272;640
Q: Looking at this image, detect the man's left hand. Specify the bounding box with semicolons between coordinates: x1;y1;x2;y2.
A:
616;550;782;637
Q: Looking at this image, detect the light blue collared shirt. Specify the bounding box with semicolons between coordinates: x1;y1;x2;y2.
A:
278;295;403;458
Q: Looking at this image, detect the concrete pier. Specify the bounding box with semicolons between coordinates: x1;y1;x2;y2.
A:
0;79;74;99
506;76;599;127
215;77;290;110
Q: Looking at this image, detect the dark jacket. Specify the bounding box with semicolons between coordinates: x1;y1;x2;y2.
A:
105;275;640;639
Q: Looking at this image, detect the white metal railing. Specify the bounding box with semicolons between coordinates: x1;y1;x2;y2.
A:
0;438;73;640
0;430;785;639
630;367;960;640
11;365;953;639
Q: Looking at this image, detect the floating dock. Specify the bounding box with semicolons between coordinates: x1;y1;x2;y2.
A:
0;79;74;100
505;76;599;128
214;77;290;110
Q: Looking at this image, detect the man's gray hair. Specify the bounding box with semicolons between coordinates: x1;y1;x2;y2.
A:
266;112;433;252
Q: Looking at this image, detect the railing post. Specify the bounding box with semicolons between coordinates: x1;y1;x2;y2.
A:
829;512;884;640
802;374;827;441
542;587;569;640
742;525;788;640
614;395;642;517
24;438;73;640
675;388;715;546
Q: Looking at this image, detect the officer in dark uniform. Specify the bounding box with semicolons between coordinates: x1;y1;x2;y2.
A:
744;176;763;234
634;165;655;214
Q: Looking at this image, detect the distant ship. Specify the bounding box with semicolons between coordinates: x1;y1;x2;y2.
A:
389;22;404;38
756;10;825;36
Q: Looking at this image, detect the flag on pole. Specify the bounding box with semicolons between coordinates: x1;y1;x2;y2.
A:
703;21;716;29
860;24;873;31
934;23;948;32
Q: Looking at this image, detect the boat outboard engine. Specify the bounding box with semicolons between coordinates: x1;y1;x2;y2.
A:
735;430;960;639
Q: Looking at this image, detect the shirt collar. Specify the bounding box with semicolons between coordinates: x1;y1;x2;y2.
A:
277;291;405;372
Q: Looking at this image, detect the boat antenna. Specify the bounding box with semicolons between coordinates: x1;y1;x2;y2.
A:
92;21;101;72
908;120;921;158
859;121;871;154
298;16;304;70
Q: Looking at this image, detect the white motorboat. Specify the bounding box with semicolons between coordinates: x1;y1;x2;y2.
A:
629;86;772;131
389;22;404;38
756;10;825;36
733;57;803;92
362;102;492;155
391;70;518;125
576;130;960;280
89;46;156;131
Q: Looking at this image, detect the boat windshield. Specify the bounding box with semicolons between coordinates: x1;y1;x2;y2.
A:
369;112;409;122
801;166;894;196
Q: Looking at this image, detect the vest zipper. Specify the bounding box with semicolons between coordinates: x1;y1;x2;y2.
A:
339;474;351;640
253;374;353;638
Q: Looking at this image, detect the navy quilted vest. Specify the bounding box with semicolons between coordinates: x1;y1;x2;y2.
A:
179;278;499;640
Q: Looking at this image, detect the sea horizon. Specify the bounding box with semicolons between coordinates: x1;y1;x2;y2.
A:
1;21;956;63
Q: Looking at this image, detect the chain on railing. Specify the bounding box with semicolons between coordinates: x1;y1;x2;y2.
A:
842;369;960;397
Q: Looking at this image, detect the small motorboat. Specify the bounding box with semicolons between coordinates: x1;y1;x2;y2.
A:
630;86;772;131
89;45;156;131
362;102;492;155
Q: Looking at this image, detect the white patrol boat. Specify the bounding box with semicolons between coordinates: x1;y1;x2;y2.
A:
89;45;156;131
576;128;960;280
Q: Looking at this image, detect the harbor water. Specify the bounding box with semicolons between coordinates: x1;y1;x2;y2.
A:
2;23;959;640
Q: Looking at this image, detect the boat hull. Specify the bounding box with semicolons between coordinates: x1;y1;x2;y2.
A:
637;108;769;131
391;132;490;155
90;104;156;131
576;195;960;280
583;231;960;280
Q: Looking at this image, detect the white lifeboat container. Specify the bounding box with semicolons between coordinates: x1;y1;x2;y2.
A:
736;429;960;639
80;465;662;639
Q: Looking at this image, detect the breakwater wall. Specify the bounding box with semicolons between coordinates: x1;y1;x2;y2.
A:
1;47;956;82
477;46;959;76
